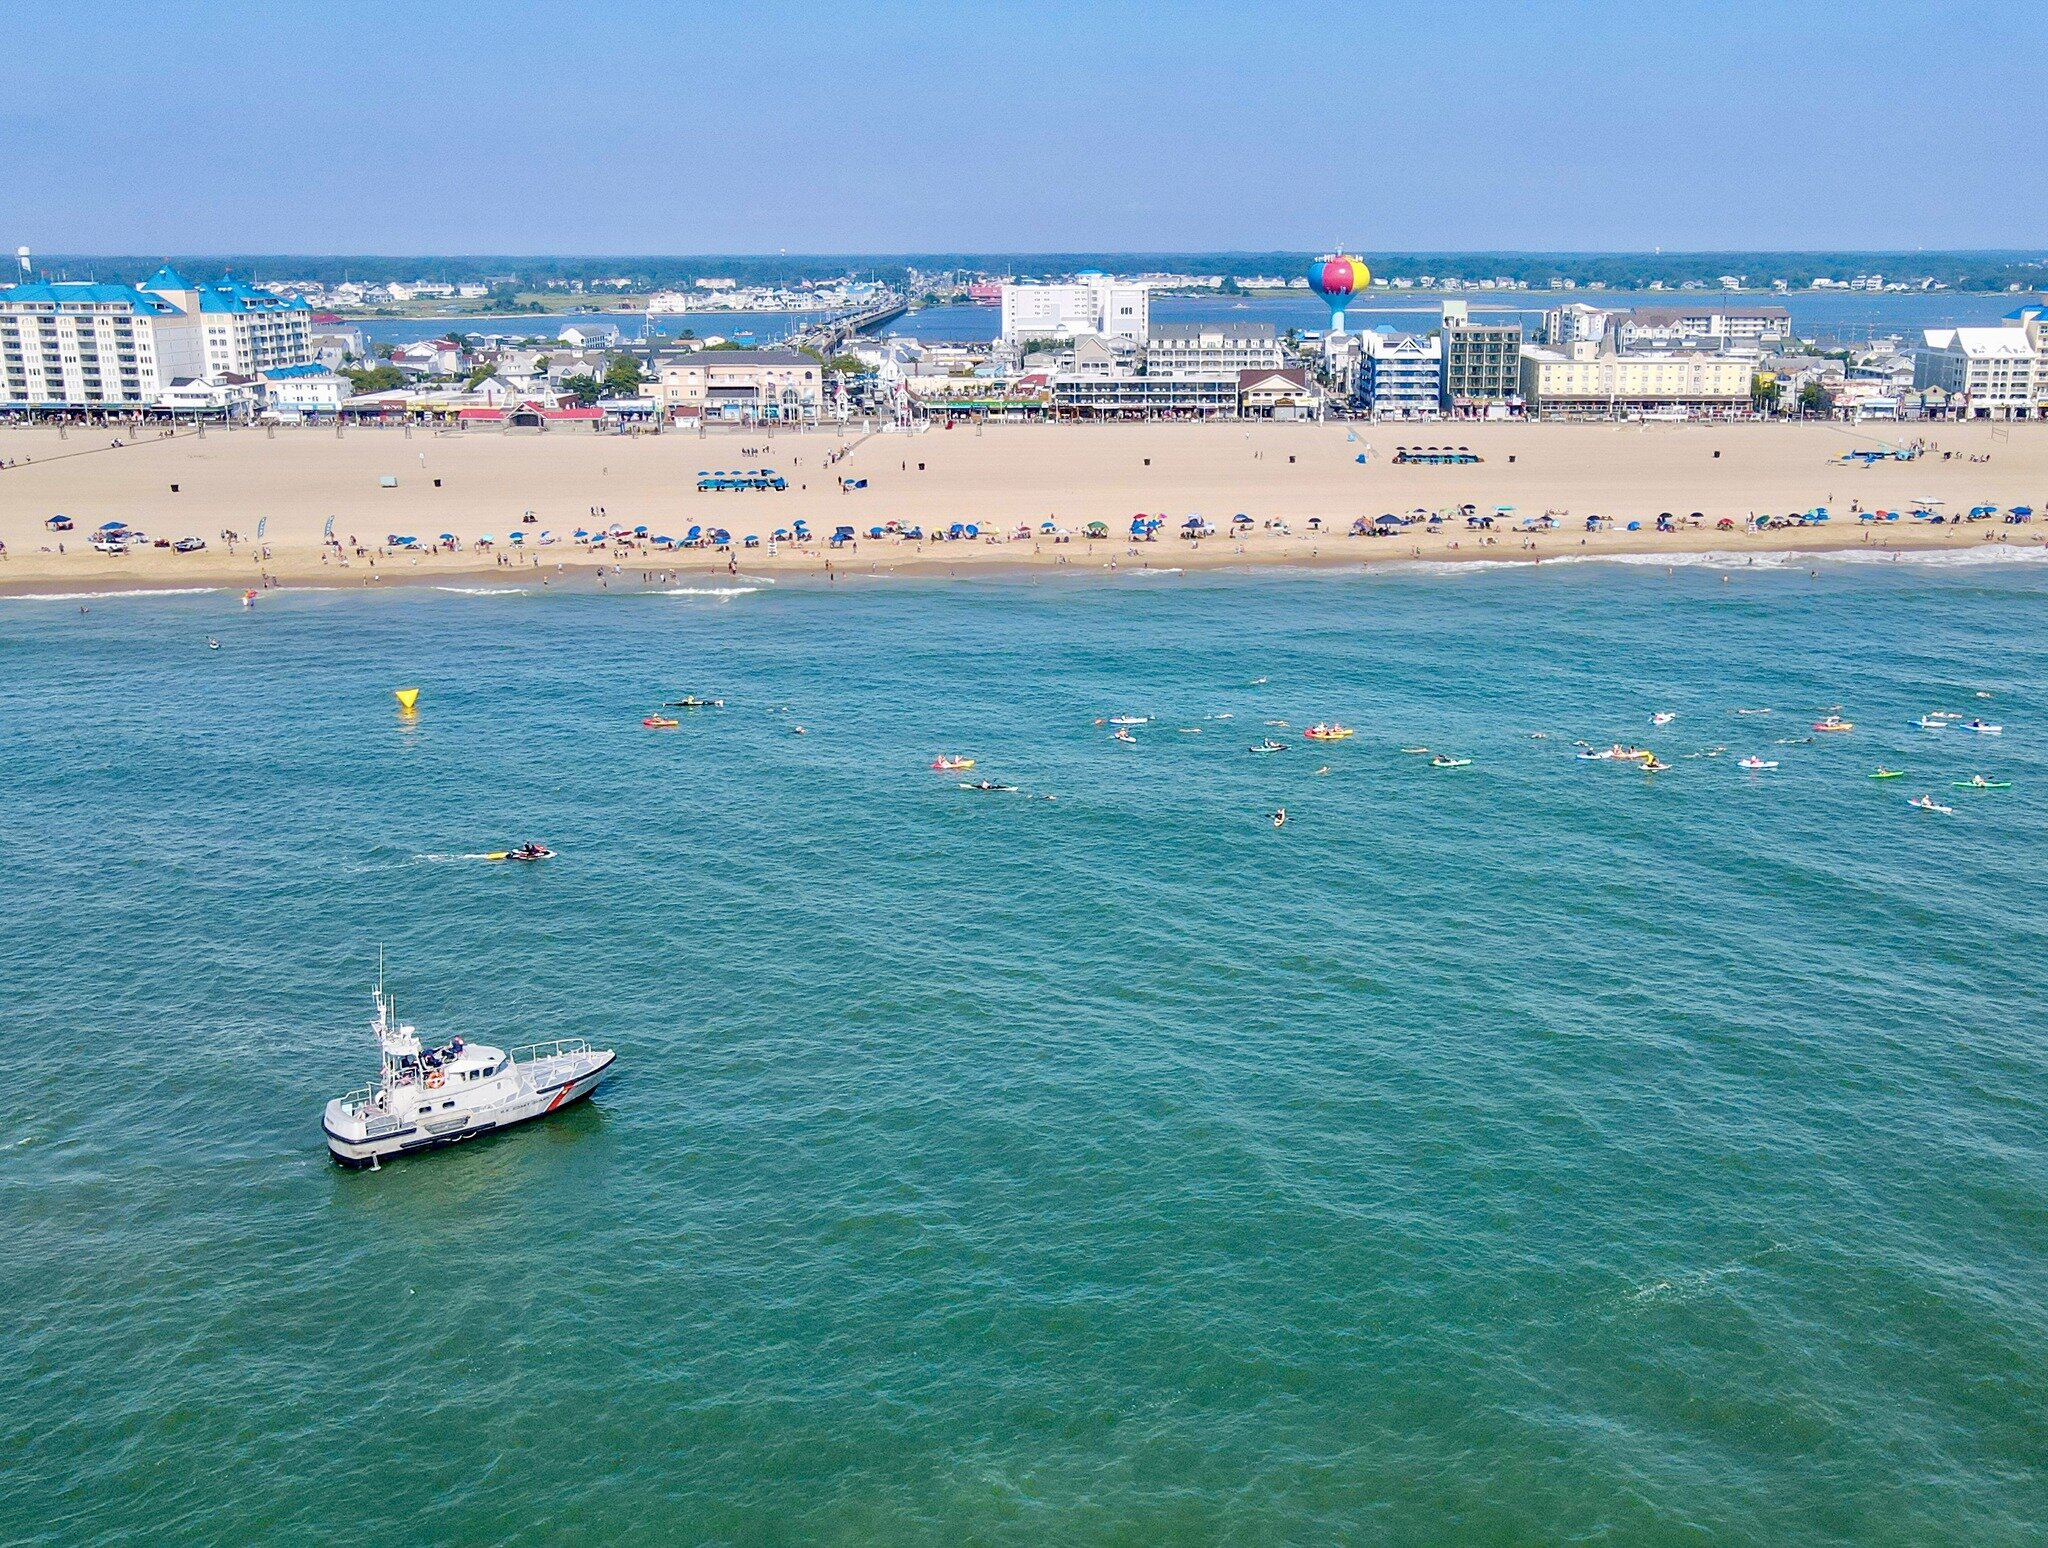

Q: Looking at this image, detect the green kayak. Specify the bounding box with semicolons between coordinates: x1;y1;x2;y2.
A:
1869;769;1905;779
1952;779;2011;790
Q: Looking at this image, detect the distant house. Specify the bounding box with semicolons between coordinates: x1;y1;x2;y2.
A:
467;374;518;406
394;339;464;376
557;325;619;351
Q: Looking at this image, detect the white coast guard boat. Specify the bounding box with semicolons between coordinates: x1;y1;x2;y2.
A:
323;965;615;1169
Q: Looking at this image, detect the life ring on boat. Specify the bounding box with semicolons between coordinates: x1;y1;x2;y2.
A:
425;1071;445;1089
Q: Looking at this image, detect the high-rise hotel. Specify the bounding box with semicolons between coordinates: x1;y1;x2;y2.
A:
0;266;314;409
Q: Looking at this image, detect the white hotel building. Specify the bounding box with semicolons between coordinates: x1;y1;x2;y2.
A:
0;266;314;410
1914;308;2048;419
999;275;1150;345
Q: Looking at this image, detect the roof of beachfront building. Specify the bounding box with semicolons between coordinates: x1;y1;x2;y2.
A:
0;280;182;313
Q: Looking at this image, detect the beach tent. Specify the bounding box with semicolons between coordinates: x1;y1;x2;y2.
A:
710;530;730;545
98;520;128;532
686;525;703;543
538;532;555;545
1232;513;1252;526
743;534;760;548
1086;521;1109;536
45;515;73;530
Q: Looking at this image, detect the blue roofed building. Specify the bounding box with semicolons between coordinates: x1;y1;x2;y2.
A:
1;265;315;410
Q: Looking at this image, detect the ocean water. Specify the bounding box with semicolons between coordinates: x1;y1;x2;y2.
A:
3;559;2045;1544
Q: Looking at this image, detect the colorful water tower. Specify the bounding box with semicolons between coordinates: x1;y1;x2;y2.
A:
1307;254;1371;334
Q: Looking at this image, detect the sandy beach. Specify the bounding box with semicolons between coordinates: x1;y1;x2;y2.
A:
0;419;2042;593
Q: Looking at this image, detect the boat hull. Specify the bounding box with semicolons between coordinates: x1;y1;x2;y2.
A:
325;1051;615;1169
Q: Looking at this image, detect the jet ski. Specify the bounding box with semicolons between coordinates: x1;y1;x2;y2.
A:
1248;739;1286;754
490;843;554;862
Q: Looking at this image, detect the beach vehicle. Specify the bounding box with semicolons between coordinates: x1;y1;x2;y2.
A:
1957;719;2002;735
173;536;206;553
91;535;129;555
1738;757;1778;770
323;964;615;1170
1952;776;2011;790
1248;739;1286;754
1303;723;1355;742
1908;795;1955;814
642;715;680;728
1812;716;1853;733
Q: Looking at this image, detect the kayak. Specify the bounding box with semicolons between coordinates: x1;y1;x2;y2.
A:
1913;716;1950;730
1651;712;1675;726
1107;715;1150;726
1112;728;1137;743
1952;779;2011;790
1812;717;1853;733
1641;759;1673;772
642;715;679;728
959;781;1019;792
1429;756;1471;768
1248;740;1286;754
1957;721;2003;735
1738;757;1778;769
1869;769;1905;779
1400;747;1431;755
1908;797;1955;814
665;696;725;709
1303;724;1355;741
931;757;975;771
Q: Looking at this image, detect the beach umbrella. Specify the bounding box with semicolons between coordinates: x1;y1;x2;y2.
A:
686;525;703;542
438;532;455;542
572;527;589;539
508;530;523;543
1374;513;1403;527
1493;504;1515;514
1233;513;1252;525
633;524;649;536
774;528;790;540
1626;521;1641;531
1183;517;1203;529
964;524;979;537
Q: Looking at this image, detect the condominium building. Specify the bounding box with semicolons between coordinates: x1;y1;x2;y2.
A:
652;349;822;421
134;267;315;377
1355;332;1442;419
1144;322;1285;378
1000;275;1150;345
1544;302;1614;349
1440;303;1523;411
0;266;315;409
1519;343;1754;418
1913;310;2047;418
0;281;194;407
1614;306;1791;351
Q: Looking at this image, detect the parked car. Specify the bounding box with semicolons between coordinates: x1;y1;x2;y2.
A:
90;537;129;555
173;537;207;553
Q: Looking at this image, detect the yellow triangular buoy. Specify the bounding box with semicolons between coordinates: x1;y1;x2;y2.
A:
393;687;420;712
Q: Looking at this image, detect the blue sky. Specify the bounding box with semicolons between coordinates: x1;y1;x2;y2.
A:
1;0;2038;254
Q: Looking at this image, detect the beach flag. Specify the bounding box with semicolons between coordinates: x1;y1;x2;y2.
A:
256;517;267;540
323;516;334;538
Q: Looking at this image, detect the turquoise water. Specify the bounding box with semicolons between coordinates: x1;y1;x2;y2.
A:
4;557;2046;1544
